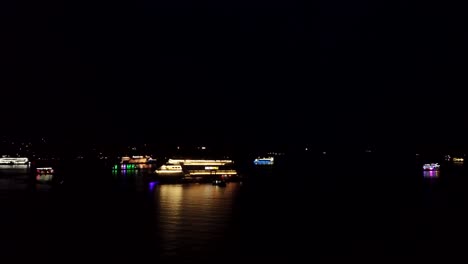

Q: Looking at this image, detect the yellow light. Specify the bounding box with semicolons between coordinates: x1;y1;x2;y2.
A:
168;159;233;166
188;170;237;175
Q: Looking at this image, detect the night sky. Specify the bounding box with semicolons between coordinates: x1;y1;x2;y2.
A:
3;0;466;148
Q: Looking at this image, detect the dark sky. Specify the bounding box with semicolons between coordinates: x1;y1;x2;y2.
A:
3;0;466;147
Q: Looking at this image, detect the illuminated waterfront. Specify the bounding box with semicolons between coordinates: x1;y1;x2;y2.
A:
0;154;467;262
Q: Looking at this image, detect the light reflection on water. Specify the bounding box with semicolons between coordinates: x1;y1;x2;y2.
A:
6;162;468;260
423;170;440;179
0;164;31;175
36;174;53;182
34;174;54;191
0;175;29;190
0;165;56;192
0;164;31;191
112;169;149;192
153;183;239;256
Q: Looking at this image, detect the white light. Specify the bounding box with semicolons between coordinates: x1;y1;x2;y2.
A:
0;157;29;164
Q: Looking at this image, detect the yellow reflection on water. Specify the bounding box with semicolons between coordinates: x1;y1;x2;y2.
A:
159;184;184;219
154;183;239;255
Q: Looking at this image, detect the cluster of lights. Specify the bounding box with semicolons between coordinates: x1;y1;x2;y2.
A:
36;167;54;174
120;155;154;164
253;157;274;165
113;164;138;170
422;163;440;171
0;157;29;165
267;152;284;156
155;165;183;174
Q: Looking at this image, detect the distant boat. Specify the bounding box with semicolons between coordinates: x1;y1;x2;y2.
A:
120;155;156;164
423;163;440;171
0;157;29;165
212;179;226;187
36;167;54;174
253;157;274;166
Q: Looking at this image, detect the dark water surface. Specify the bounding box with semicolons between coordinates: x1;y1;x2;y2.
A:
1;159;468;263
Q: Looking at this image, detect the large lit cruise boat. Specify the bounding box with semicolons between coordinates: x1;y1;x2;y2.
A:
169;159;237;176
0;157;29;165
154;159;238;180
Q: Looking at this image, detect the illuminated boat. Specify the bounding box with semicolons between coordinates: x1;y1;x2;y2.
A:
253;157;274;166
115;155;157;170
168;159;237;177
35;167;59;184
154;164;184;177
155;159;238;180
453;157;464;163
120;155;156;164
0;157;29;165
212;179;227;187
36;167;54;174
422;163;440;171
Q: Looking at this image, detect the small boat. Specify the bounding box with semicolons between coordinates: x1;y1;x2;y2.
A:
212;179;226;187
36;167;54;174
422;163;440;171
253;157;274;166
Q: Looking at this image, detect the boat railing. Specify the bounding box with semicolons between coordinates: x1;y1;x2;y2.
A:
188;170;237;175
